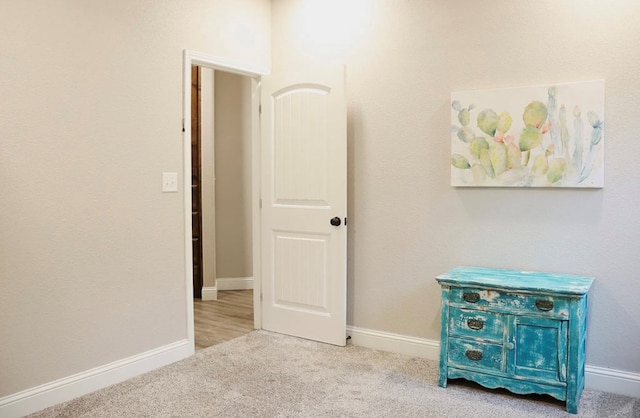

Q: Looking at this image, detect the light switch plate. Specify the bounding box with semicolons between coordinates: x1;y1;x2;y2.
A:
162;172;178;192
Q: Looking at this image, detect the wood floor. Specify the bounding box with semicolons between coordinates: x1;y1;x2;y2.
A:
194;290;254;351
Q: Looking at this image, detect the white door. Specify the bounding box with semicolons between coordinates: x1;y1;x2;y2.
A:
260;66;347;346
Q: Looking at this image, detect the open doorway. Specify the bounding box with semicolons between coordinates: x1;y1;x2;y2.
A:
191;65;255;350
183;50;347;351
183;50;265;353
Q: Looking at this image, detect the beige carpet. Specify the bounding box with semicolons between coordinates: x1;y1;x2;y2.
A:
28;331;639;417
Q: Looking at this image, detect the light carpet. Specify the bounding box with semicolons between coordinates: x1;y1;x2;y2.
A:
28;331;639;417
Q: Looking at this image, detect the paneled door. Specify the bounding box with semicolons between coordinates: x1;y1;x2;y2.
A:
260;66;347;346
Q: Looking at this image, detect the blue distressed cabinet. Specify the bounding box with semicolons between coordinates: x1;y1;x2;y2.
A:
436;266;594;414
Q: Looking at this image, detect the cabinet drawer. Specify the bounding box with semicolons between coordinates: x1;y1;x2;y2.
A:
448;338;504;372
450;287;569;317
448;307;505;343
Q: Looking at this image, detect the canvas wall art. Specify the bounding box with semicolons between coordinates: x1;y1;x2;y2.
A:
450;80;604;188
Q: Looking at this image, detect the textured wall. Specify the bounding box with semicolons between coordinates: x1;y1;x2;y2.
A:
214;71;253;279
0;0;269;397
271;0;640;373
201;68;216;289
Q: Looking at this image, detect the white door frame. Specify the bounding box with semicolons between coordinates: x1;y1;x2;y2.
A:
182;49;268;352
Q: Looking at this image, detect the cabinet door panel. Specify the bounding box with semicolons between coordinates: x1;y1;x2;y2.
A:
509;316;568;383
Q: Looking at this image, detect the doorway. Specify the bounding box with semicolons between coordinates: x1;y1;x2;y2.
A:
190;64;258;350
182;50;264;353
183;50;348;351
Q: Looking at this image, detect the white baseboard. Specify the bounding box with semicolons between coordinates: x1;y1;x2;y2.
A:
201;286;218;301
4;327;637;417
201;277;253;300
585;365;640;398
216;277;253;290
0;339;191;418
347;326;440;361
346;326;640;398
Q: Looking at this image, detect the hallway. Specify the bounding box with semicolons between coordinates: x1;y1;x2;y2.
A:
194;290;254;350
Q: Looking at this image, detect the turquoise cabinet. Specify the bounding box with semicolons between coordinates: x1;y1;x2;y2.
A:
436;266;594;414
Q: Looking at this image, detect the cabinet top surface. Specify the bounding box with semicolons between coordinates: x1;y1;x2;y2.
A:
436;266;594;295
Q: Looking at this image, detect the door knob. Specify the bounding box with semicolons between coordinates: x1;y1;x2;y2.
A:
330;217;341;226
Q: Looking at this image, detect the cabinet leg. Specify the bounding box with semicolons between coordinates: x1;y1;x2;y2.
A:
566;398;578;414
438;374;447;388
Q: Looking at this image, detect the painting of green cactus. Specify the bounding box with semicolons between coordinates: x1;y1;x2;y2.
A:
451;80;604;187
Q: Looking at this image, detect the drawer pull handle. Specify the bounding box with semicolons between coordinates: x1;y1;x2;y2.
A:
467;319;484;330
463;292;480;303
465;350;483;361
535;300;554;311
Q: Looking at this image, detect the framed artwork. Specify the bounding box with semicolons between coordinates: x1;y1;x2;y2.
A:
450;80;604;188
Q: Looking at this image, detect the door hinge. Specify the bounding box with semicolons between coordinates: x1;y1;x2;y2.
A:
259;104;262;114
182;118;185;132
260;198;263;209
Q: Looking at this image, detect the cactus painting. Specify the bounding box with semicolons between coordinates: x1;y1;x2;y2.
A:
450;80;604;187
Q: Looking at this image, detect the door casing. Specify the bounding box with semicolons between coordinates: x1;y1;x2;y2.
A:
182;50;267;352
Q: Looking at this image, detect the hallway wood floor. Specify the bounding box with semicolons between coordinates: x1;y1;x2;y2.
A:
194;290;254;351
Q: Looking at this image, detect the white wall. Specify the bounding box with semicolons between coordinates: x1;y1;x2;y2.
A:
201;67;216;290
271;0;640;374
0;0;269;398
214;71;253;279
